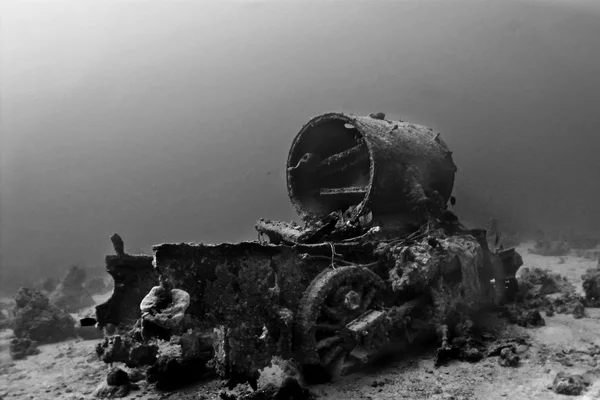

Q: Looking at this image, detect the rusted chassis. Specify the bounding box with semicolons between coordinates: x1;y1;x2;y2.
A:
152;240;376;381
149;233;520;382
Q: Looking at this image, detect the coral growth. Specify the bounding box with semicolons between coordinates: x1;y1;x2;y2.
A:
582;267;600;307
95;334;159;368
49;266;95;313
0;303;12;330
9;337;40;360
140;286;190;338
514;267;585;319
218;357;311;400
12;287;76;344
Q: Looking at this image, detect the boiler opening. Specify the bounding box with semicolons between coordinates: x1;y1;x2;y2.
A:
287;118;372;218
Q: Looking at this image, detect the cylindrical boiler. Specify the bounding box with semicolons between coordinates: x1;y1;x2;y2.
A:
286;112;457;222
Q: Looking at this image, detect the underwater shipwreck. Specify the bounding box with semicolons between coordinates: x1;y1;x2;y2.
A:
90;112;523;391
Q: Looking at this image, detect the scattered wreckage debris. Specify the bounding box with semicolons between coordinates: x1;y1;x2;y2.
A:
217;357;311;400
433;319;533;369
93;366;141;398
95;333;159;368
486;336;529;367
513;267;586;320
499;305;546;327
90;112;526;395
434;320;486;366
546;344;600;368
498;346;520;367
521;343;600;397
146;333;215;390
550;370;600;396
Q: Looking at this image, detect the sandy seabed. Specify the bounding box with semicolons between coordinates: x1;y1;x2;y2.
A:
1;244;600;400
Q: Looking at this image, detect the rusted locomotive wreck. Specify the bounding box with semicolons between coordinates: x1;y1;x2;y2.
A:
92;112;523;389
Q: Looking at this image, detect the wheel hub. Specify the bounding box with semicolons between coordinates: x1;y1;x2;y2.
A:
343;290;362;311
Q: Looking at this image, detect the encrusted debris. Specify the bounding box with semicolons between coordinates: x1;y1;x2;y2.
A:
9;337;40;360
93;366;139;398
512;267;586;320
498;347;520;367
582;266;600;307
95;334;158;368
146;330;215;390
12;287;76;344
550;370;600;396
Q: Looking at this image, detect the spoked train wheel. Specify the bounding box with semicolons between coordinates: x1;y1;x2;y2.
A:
295;265;386;382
